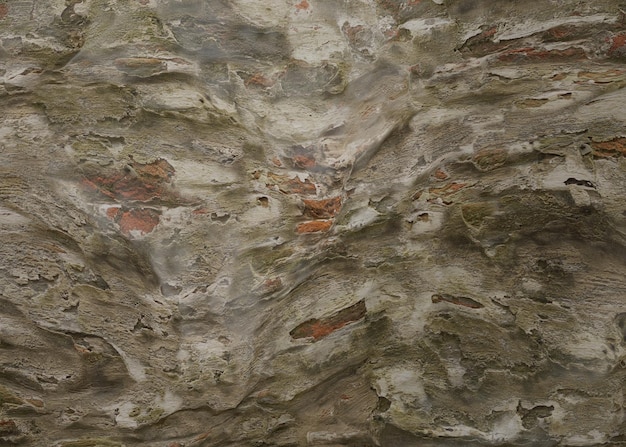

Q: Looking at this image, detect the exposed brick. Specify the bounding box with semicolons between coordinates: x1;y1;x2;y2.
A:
0;419;19;436
192;207;209;215
429;182;467;197
302;197;342;219
257;277;283;295
498;46;587;63
591;137;626;158
296;220;333;233
0;4;7;20
544;25;574;41
116;208;161;236
539;24;595;43
290;300;367;341
266;172;317;195
295;0;309;10
106;206;121;220
293;154;316;169
83;158;178;203
608;33;626;59
459;26;506;57
245;73;275;88
434;168;449;180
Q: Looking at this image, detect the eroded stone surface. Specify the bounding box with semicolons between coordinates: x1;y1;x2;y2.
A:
2;0;626;446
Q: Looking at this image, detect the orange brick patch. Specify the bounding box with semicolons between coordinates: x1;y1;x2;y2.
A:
608;33;626;58
105;206;160;236
293;154;316;169
290;300;367;341
266;172;317;195
591;137;626;158
83;158;177;203
296;220;333;234
498;46;586;63
295;0;309;10
302;197;342;219
429;182;467;197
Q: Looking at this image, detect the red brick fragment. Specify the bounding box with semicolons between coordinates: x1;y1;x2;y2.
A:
0;4;8;19
290;300;367;341
245;73;275;88
434;168;449;180
295;0;309;10
302;196;342;219
266;172;317;195
293;154;316;169
591;137;626;158
296;220;333;234
429;182;467;197
460;26;504;57
117;208;160;236
84;158;177;203
498;46;586;63
258;277;283;295
608;33;626;58
106;207;121;220
0;419;19;435
542;25;581;42
192;207;209;215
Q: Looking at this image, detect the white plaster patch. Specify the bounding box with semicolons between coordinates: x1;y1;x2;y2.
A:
521;278;543;293
172;159;239;187
0;206;29;228
408;211;444;234
564;430;608;446
157;390;183;415
345;206;379;229
400;18;452;36
231;0;287;28
445;359;466;387
140;84;207;111
288;23;347;64
113;401;139;429
487;412;523;443
563;331;615;362
109;342;147;382
376;368;429;408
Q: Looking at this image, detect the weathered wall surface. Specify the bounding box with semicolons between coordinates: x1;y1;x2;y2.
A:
1;0;626;445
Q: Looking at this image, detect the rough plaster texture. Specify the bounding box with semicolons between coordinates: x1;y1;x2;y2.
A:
1;0;626;445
